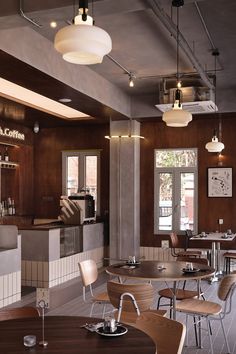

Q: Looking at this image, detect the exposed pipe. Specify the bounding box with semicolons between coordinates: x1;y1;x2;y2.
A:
147;0;214;89
194;2;223;70
106;54;132;76
19;0;42;28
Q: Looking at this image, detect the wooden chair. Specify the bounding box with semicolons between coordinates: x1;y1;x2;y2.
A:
0;307;40;321
170;232;202;258
157;256;209;346
157;257;209;315
176;273;236;354
78;259;110;317
223;252;236;274
134;312;186;354
107;280;166;325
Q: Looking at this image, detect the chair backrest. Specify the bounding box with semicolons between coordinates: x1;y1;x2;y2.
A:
176;256;209;265
169;232;179;248
135;312;186;354
218;273;236;301
78;259;98;287
0;307;40;321
107;281;154;313
185;229;193;249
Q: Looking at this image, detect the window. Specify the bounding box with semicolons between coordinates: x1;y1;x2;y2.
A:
62;150;100;214
154;149;198;234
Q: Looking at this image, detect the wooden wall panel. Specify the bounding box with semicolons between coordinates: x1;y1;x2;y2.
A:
0;119;34;218
140;116;236;248
33;124;110;219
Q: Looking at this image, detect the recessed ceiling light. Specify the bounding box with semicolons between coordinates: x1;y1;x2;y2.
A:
50;21;57;28
58;98;72;103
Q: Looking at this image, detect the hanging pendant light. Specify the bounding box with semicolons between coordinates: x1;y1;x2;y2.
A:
205;50;224;153
162;0;192;127
205;129;224;153
54;0;112;65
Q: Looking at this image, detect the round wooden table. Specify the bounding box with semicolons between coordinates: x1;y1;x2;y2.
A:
0;316;155;354
106;260;215;319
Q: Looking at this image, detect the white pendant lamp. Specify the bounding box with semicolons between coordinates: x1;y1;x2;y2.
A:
205;132;224;153
162;0;192;127
205;49;224;153
54;0;112;65
162;89;192;127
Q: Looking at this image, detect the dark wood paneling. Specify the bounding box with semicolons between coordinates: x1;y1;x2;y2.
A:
0;119;34;218
140;116;236;249
34;123;110;219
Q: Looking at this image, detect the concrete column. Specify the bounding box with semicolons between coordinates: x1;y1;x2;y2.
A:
109;120;140;261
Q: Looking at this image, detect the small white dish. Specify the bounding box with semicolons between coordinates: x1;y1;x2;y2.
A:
96;324;128;337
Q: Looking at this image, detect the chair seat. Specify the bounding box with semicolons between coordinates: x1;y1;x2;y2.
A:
178;250;202;257
113;309;167;325
158;288;199;300
223;252;236;259
176;298;222;316
93;291;110;303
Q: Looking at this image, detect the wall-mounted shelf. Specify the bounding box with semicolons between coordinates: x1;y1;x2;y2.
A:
0;142;19;148
0;161;19;169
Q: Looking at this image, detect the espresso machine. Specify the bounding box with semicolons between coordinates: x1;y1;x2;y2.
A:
60;194;96;225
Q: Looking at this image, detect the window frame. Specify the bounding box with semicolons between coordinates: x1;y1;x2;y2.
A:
154;148;198;235
62;150;101;215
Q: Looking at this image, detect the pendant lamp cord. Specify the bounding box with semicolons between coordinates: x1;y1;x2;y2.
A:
212;48;220;139
176;6;180;85
92;0;94;19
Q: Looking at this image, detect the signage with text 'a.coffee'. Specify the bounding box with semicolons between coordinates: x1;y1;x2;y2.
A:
0;126;25;141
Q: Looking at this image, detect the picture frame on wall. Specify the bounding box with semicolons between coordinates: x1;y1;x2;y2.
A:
208;167;233;197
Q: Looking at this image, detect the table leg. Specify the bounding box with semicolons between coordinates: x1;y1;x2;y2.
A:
216;242;223;275
209;241;219;283
172;281;177;320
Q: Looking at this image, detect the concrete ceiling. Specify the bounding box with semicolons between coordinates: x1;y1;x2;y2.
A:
0;0;235;126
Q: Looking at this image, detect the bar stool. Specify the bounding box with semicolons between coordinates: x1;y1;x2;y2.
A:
223;252;236;274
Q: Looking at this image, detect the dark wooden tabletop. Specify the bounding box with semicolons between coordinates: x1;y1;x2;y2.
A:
106;260;215;281
0;316;155;354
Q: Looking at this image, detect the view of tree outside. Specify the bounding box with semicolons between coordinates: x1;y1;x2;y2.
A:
66;154;98;210
180;173;194;230
156;149;197;168
155;149;197;233
85;156;97;201
67;156;78;195
159;173;172;230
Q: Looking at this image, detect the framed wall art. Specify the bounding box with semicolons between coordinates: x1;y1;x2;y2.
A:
207;167;233;197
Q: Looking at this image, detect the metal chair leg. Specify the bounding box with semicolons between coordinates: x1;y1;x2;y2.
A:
90;302;96;317
219;314;231;353
193;316;199;347
156;296;163;309
206;317;214;354
102;304;106;318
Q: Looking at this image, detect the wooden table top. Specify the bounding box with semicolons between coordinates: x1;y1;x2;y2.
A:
0;316;155;354
106;260;215;281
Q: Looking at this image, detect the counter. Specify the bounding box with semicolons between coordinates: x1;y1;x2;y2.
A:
19;222;104;288
0;225;21;308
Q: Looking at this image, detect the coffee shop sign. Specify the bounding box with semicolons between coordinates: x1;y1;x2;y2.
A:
0;126;25;141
